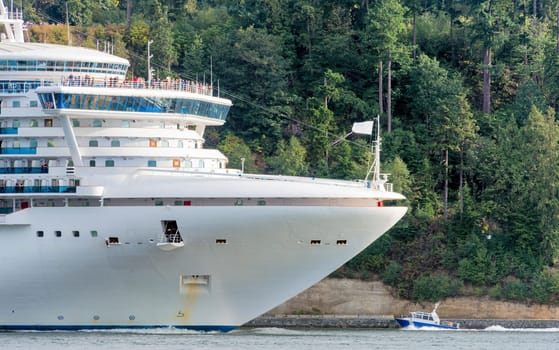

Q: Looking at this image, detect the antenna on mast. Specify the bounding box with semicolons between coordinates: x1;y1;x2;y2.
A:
362;115;386;190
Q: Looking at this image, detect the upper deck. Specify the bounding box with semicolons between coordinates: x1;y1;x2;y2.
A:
35;78;232;123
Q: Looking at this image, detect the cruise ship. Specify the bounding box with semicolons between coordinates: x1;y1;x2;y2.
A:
0;3;406;331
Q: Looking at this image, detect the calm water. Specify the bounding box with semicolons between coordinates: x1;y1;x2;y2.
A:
0;326;558;350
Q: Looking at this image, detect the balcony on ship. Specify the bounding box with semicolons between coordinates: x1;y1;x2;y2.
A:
0;185;76;193
0;127;18;134
0;147;37;154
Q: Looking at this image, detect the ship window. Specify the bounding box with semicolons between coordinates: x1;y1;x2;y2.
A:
121;120;130;127
155;200;163;206
73;230;80;237
47;140;56;147
310;240;321;245
111;140;120;147
30;119;38;127
257;200;266;206
336;240;348;246
44;119;53;127
90;230;98;237
105;160;115;167
30;100;38;107
12;101;20;108
147;160;156;167
29;140;38;148
36;230;44;237
234;199;243;206
93;120;102;127
216;239;227;244
89;160;96;167
55;230;62;237
106;236;120;246
72;119;80;127
89;140;98;147
12;120;20;127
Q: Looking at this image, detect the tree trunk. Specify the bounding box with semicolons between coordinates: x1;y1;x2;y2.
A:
126;0;133;29
412;12;417;63
459;146;464;216
387;52;392;133
483;47;491;114
533;0;537;17
378;60;383;116
450;11;455;64
557;7;559;53
444;148;449;221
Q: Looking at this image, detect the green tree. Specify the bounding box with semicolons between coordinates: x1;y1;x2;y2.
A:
267;136;308;176
217;134;257;173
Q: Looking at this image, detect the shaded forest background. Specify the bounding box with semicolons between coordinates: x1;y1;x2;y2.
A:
20;0;559;304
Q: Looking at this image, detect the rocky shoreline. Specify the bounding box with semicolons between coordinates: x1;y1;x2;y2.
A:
248;278;559;329
245;315;559;329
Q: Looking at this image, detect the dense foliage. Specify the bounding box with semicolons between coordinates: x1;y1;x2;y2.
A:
23;0;559;304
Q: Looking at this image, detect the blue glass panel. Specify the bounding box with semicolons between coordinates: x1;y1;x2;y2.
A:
0;147;37;154
0;127;18;134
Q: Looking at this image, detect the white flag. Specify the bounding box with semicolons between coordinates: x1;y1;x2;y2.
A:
352;121;374;135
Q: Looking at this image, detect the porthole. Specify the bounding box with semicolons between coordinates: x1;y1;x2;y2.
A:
129;315;135;321
57;315;64;320
72;230;79;237
54;230;62;237
90;230;98;238
93;315;100;321
36;230;44;237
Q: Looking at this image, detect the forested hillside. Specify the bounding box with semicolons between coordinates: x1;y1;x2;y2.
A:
23;0;559;304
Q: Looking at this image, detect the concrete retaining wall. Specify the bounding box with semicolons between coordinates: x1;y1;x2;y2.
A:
245;315;559;329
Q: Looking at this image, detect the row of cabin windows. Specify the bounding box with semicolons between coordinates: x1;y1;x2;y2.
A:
72;120;197;129
88;159;207;168
6;140;197;149
9;118;52;128
7;119;196;129
3;100;38;109
36;230;98;238
88;139;198;148
7;140;56;147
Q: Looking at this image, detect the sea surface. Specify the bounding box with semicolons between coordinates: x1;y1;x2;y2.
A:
1;326;558;350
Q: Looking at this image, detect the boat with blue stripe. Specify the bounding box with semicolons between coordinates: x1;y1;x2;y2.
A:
395;302;459;330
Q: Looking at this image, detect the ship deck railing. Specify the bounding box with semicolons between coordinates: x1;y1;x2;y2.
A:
0;77;216;97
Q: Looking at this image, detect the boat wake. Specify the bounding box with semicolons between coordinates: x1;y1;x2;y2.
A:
483;325;559;332
245;327;308;336
77;327;219;335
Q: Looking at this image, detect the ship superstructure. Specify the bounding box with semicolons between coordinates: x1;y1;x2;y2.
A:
0;2;406;331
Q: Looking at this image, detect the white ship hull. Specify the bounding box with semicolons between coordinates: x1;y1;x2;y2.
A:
0;2;407;331
0;199;406;330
